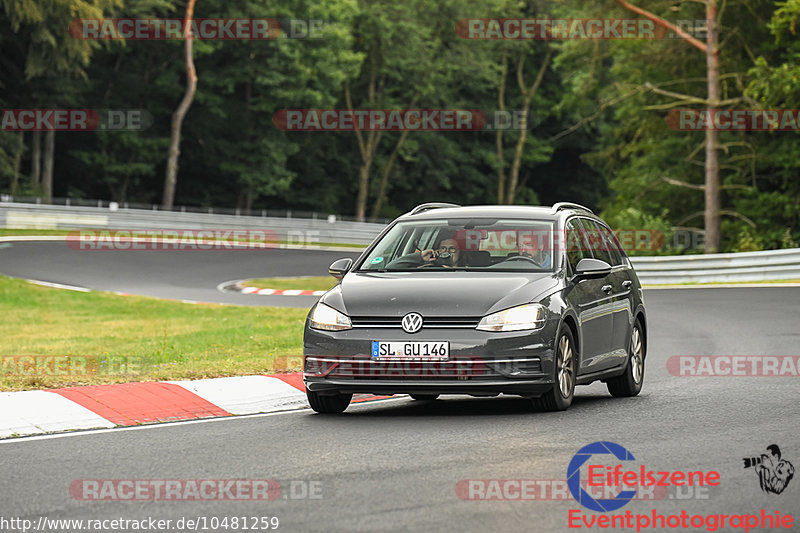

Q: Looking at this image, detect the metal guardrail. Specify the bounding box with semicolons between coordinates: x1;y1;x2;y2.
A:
2;202;799;283
0;196;392;224
0;202;385;245
630;248;800;284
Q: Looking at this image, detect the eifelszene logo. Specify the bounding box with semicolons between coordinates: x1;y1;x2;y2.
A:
743;444;795;495
567;441;721;512
568;441;638;512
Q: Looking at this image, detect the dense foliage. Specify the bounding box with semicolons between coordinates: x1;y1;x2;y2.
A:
1;0;798;252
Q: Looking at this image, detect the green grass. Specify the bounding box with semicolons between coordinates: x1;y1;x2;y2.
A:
0;228;78;237
0;275;307;391
242;277;338;291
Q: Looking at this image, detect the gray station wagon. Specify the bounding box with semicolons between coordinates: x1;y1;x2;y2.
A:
303;202;647;413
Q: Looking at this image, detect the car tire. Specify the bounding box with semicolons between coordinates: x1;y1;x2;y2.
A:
409;394;439;401
307;390;353;414
607;318;645;398
532;325;575;412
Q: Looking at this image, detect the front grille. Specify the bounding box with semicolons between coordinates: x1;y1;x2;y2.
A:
350;316;481;329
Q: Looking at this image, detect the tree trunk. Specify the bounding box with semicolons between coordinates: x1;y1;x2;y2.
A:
371;129;410;219
10;132;23;196
496;52;508;204
162;0;198;210
704;0;721;253
350;46;385;222
42;130;55;202
355;157;373;221
346;69;382;222
506;107;529;204
31;131;41;188
506;49;552;205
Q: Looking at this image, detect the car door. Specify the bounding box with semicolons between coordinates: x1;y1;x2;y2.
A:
564;218;615;375
593;221;634;368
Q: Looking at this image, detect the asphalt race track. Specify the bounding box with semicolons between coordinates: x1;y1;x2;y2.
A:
1;239;799;531
0;241;361;307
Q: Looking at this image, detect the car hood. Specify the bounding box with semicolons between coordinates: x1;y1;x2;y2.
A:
320;271;562;317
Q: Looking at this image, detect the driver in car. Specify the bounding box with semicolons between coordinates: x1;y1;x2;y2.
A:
518;241;552;268
387;235;466;268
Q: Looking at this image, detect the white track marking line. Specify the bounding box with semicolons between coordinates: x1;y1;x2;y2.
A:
25;279;91;292
0;397;408;444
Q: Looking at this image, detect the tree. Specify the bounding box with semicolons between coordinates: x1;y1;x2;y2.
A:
616;0;722;252
162;0;197;209
0;0;122;201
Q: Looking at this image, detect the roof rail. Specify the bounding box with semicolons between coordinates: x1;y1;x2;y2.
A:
551;202;593;214
408;202;461;216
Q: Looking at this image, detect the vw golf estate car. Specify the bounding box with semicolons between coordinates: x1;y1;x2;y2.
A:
303;202;647;413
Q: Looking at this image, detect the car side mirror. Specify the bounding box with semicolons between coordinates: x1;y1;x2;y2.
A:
328;258;353;280
573;258;612;281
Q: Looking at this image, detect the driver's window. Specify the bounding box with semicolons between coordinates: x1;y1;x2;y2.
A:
580;219;614;265
565;219;587;274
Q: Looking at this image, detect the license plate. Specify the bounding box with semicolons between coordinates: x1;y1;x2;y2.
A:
371;341;450;360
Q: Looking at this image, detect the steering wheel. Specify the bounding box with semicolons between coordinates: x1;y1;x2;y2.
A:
503;255;542;267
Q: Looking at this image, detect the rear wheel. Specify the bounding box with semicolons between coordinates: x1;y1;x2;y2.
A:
607;318;645;397
409;394;439;401
532;325;575;411
307;390;352;414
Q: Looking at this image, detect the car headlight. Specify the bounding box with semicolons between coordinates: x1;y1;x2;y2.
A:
476;304;546;332
309;303;352;331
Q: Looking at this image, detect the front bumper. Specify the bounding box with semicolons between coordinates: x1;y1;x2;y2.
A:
303;319;558;397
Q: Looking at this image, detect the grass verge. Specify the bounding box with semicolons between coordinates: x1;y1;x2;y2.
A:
0;275;307;391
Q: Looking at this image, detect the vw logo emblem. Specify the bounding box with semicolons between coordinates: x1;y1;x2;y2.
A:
401;312;423;334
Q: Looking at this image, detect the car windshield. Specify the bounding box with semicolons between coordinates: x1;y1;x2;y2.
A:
358;218;556;272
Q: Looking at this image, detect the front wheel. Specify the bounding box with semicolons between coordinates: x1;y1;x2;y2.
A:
532;325;575;411
607;318;645;397
307;390;352;414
